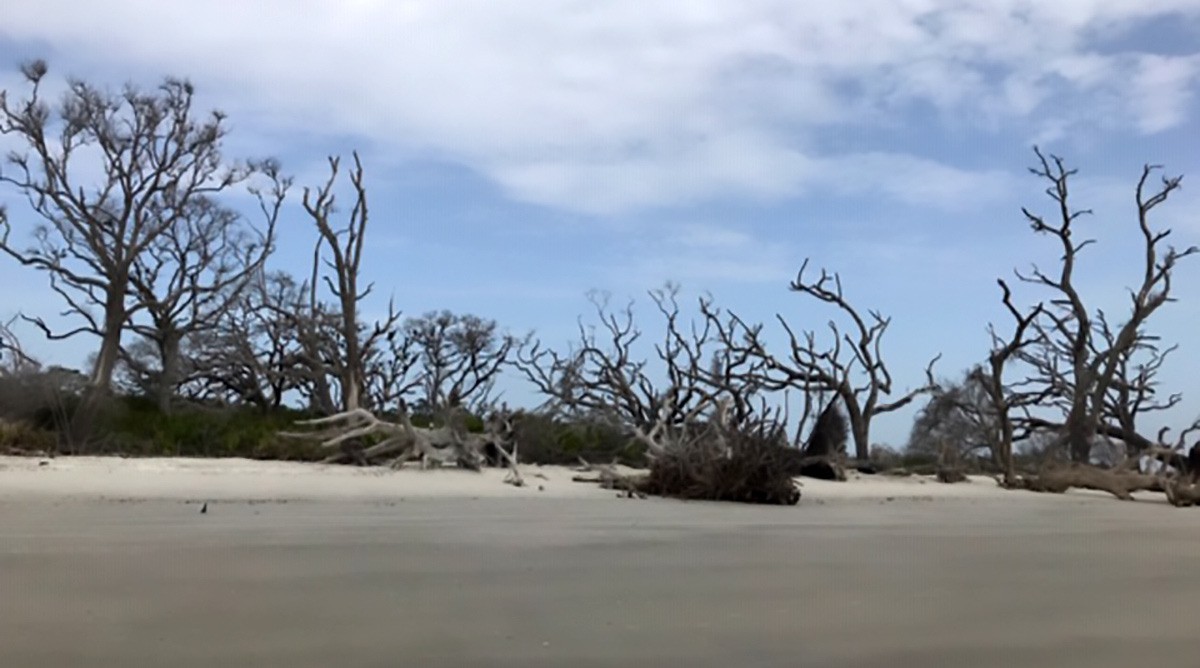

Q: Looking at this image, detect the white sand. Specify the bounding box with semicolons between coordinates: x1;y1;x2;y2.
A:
0;454;1143;505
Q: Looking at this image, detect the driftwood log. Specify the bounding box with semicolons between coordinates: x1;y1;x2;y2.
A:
1014;444;1200;505
281;407;527;487
1016;465;1161;500
572;458;649;499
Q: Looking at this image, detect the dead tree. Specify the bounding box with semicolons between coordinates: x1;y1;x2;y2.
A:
302;152;399;413
0;316;40;377
514;285;771;449
908;373;997;464
714;260;940;460
0;60;255;395
1012;147;1197;466
514;289;697;434
632;394;801;505
282;402;526;485
364;322;422;415
403;311;519;415
515;285;803;503
179;270;316;410
976;280;1048;486
122;167;287;412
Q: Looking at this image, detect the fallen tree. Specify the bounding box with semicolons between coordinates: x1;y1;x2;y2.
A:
627;396;802;505
1013;437;1200;504
281;405;527;486
1015;464;1162;500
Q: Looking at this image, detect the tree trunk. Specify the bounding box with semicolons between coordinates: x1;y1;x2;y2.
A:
90;289;127;393
844;399;869;460
1066;412;1094;464
155;331;183;414
342;365;361;412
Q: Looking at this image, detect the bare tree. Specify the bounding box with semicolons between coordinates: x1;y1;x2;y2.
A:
302;151;398;413
908;371;997;464
182;270;317;410
514;285;771;442
364;322;421;415
974;279;1048;485
403;311;518;415
122;166;287;411
0;60;256;394
1012;147;1197;464
0;316;40;376
717;260;940;460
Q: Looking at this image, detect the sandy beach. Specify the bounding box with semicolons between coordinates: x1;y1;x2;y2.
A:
2;456;1199;667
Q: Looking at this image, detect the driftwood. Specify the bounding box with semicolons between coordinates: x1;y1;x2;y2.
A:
572;458;648;499
636;399;802;505
282;407;526;487
1162;477;1200;507
1011;440;1200;507
1016;465;1162;500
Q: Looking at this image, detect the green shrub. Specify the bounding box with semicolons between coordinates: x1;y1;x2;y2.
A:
0;418;57;452
91;397;325;460
510;412;647;467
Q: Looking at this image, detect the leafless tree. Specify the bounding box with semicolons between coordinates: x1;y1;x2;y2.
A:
714;260;940;460
514;285;772;442
1012;147;1197;465
974;279;1048;485
0;316;40;376
402;310;518;415
908;371;997;464
302;151;398;413
0;60;256;395
364;322;421;415
122;166;288;411
181;270;322;411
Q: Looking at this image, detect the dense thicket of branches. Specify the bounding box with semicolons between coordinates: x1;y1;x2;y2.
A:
3;63;1199;507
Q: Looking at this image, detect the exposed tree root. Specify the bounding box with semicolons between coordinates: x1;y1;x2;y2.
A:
283;407;525;487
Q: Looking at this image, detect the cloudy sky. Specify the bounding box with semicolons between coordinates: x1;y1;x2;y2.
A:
2;0;1199;446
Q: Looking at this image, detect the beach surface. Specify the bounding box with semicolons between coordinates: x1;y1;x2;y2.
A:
2;456;1198;667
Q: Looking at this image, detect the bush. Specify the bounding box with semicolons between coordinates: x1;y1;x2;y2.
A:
92;397;325;460
508;412;647;467
0;418;57;453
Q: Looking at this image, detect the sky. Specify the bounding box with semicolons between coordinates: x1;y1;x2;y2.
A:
1;0;1199;448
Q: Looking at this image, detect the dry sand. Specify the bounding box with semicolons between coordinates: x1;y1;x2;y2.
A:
2;456;1199;667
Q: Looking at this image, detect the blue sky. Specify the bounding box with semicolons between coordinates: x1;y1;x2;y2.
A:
1;1;1199;447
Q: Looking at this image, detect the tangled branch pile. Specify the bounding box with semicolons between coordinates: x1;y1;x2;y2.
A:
639;413;801;505
282;405;526;485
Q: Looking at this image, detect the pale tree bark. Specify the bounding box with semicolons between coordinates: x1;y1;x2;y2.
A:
302;152;398;414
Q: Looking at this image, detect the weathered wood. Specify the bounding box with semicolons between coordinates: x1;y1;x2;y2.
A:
283;407;525;486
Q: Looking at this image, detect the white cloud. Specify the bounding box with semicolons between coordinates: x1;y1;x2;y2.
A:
1130;54;1200;133
1;0;1199;214
610;221;798;289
